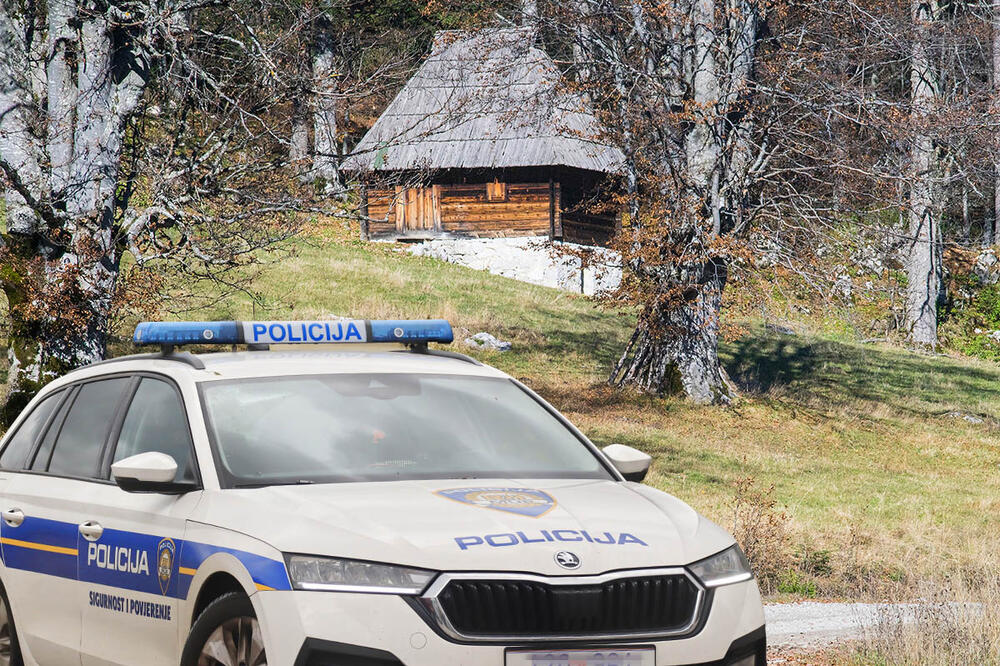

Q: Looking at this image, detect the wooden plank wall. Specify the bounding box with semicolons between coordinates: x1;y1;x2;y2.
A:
365;190;398;237
366;182;558;238
561;211;617;247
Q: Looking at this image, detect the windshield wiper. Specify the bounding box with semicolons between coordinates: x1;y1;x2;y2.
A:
233;479;315;489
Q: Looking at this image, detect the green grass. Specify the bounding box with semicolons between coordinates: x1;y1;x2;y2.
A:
152;225;1000;598
178;227;631;385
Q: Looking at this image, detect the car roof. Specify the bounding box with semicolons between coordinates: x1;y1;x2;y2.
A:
48;348;509;390
195;349;508;380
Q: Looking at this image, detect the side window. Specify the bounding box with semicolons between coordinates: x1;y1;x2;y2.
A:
113;378;196;483
46;378;131;478
0;390;63;470
31;388;76;471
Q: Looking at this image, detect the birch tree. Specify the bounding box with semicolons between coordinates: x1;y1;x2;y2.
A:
312;13;342;191
993;0;1000;245
290;5;314;173
905;0;943;346
0;0;304;423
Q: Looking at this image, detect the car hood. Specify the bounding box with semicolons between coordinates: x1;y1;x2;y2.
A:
194;479;734;576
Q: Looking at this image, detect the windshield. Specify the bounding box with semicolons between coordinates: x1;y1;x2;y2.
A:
200;374;612;487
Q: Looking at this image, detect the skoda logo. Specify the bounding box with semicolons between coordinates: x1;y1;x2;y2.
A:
554;551;581;570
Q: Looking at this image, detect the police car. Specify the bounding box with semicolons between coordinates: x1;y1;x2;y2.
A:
0;319;765;666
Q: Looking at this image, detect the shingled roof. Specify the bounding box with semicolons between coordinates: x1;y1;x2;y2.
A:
343;29;623;174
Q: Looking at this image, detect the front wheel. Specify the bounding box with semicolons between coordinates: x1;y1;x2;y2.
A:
180;592;267;666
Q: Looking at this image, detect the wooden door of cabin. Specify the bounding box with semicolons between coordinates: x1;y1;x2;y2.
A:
394;185;441;234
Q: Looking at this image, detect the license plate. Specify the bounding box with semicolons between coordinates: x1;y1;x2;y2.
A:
505;647;655;666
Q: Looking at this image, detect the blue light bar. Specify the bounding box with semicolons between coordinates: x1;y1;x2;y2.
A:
133;319;454;346
134;321;242;345
370;319;454;344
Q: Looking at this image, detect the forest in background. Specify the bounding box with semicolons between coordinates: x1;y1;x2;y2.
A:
3;0;1000;417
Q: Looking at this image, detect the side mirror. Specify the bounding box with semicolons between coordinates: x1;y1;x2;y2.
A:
111;452;196;495
602;444;652;483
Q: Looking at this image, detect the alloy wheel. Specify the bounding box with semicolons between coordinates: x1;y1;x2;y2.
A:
197;616;266;666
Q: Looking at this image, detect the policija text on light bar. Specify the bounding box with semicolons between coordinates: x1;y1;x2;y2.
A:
132;320;455;347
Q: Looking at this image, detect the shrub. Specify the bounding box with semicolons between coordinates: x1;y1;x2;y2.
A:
940;278;1000;361
729;475;790;594
777;570;818;597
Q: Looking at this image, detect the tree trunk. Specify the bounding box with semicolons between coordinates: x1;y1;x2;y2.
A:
312;18;342;194
992;0;1000;246
962;182;970;246
47;0;77;202
289;3;312;181
685;0;722;206
0;2;138;424
290;95;310;170
610;260;730;404
605;0;762;405
905;0;940;347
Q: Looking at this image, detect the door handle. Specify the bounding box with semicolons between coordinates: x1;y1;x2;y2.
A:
1;509;23;527
79;521;103;542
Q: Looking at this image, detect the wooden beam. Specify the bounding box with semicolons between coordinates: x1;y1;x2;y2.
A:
360;183;370;240
549;177;556;240
432;185;442;232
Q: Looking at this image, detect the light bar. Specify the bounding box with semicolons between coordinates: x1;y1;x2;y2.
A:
133;319;454;346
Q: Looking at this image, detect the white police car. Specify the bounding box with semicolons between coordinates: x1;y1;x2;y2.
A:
0;319;765;666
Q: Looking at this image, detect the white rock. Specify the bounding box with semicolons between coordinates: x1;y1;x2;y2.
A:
974;249;999;285
465;332;512;352
945;411;985;424
834;270;853;299
408;238;622;295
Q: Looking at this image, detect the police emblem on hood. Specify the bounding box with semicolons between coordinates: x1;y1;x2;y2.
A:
435;487;556;518
156;538;176;596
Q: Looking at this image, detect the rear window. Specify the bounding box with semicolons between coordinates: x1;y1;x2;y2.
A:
0;390;63;470
45;378;130;478
201;373;611;487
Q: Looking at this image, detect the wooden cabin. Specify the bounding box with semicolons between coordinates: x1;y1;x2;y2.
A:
343;29;623;246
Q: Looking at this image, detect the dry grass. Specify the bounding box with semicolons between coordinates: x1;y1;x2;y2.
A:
833;580;1000;665
156;222;1000;601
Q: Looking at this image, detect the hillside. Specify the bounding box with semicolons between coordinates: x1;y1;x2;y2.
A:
169;225;1000;601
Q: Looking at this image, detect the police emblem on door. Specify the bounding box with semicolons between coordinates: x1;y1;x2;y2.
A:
157;538;176;595
435;488;556;517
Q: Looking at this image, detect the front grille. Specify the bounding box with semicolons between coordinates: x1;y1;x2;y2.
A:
425;570;704;640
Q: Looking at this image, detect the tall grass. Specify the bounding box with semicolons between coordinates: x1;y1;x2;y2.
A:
840;579;1000;665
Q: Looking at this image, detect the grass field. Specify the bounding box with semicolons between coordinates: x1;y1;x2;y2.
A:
168;224;1000;600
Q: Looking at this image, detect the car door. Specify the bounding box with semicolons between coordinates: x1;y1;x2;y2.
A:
0;387;72;665
1;377;131;666
78;374;203;666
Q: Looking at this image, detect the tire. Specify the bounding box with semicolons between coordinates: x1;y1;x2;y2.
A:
0;582;24;666
180;592;267;666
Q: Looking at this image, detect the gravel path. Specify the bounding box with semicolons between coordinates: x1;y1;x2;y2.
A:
764;602;919;649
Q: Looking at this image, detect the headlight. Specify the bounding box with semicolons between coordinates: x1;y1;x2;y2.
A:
689;544;753;588
285;554;436;594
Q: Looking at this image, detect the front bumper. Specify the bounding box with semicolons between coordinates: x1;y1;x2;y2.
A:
252;579;765;666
